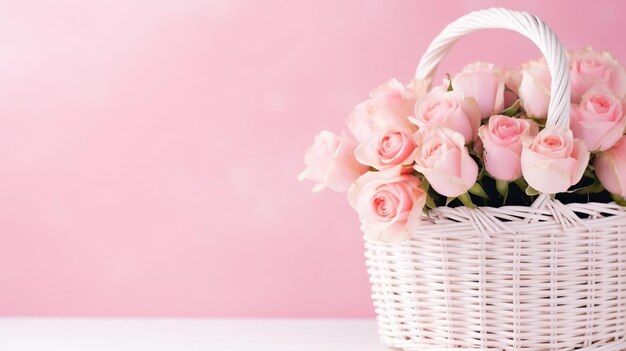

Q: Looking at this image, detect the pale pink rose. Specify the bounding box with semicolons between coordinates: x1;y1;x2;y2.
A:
521;126;590;194
519;59;551;119
414;128;479;197
346;79;420;142
298;130;368;192
411;90;481;144
503;67;522;108
355;127;416;170
570;85;626;152
478;115;538;181
569;48;626;102
348;166;426;242
452;62;505;118
594;136;626;197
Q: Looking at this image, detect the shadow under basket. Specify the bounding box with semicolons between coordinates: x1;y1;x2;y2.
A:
364;200;626;351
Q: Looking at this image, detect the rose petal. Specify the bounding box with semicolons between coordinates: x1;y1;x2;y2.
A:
571;139;590;186
521;147;576;194
484;143;522;181
595;147;626;196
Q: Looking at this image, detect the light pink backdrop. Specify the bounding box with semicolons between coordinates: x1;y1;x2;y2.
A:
0;0;625;317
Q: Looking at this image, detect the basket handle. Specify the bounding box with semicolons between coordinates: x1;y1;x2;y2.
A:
415;7;570;128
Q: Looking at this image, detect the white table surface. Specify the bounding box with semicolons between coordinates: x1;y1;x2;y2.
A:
0;318;396;351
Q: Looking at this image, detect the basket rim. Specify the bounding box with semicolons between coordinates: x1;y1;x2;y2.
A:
363;200;626;243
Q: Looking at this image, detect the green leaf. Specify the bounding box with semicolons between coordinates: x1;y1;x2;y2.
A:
501;99;521;117
584;168;596;179
458;193;477;208
573;181;604;195
427;185;444;204
514;178;529;191
468;182;489;199
445;73;453;92
476;164;486;181
425;195;437;209
496;180;509;202
611;193;626;207
525;185;540;196
445;197;455;206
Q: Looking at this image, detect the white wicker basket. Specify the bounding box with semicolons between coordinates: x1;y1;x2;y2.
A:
364;8;626;351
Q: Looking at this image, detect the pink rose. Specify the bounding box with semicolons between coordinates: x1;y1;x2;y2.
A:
298;130;368;192
503;67;522;108
452;62;505;118
354;127;416;170
519;59;551;119
414;128;479;197
346;79;420;142
570;85;626;152
521;126;590;194
478;115;538;181
411;90;481;144
569;48;626;102
348;167;426;242
594;136;626;197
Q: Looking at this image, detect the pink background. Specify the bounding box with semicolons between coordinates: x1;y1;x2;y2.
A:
0;0;625;317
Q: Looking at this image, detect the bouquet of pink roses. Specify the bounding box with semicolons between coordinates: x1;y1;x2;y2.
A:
299;48;626;242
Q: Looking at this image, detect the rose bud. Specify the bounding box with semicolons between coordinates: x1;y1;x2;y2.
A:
570;85;626;152
478;115;538;181
348;166;426;242
412;89;481;144
452;62;505;118
521;126;590;194
298;130;368;192
414;128;478;198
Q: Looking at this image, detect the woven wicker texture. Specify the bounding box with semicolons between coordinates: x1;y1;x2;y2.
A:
364;8;626;351
366;201;626;350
